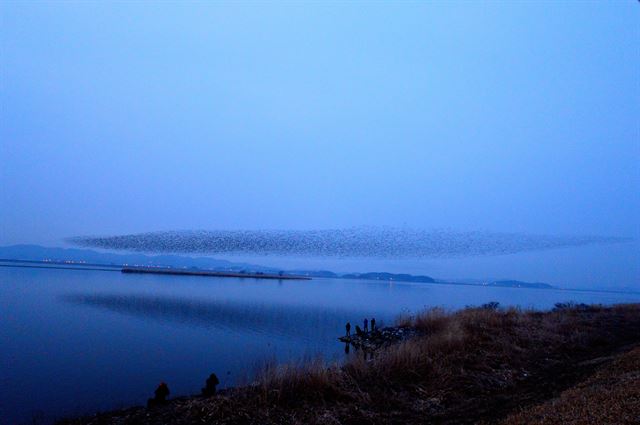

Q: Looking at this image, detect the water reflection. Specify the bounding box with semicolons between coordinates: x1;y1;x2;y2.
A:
62;293;360;341
4;266;639;425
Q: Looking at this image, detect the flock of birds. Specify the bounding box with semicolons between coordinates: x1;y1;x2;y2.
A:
68;227;626;258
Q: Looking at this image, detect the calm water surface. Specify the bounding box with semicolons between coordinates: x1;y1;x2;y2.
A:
2;265;639;424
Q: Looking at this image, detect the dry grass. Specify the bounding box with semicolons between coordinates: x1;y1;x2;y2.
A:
500;346;640;425
61;303;640;425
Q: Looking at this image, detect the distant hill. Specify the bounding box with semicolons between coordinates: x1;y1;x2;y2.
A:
488;280;554;289
336;274;553;289
341;272;436;283
289;270;339;278
0;245;554;289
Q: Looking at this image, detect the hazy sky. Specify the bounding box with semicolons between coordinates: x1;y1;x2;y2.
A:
1;2;639;247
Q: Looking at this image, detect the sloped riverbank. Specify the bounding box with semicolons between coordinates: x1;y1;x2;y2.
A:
60;303;640;425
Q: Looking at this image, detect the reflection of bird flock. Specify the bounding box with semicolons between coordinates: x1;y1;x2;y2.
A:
68;228;627;258
62;293;359;340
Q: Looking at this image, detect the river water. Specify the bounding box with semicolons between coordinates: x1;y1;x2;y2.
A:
1;265;639;424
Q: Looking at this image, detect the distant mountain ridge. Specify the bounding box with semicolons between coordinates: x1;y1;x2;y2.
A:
0;244;267;272
341;272;436;283
488;280;553;289
0;244;554;289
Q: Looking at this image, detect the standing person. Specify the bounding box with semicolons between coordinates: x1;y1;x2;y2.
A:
148;382;170;407
345;322;351;337
202;373;220;396
155;382;169;402
371;318;376;332
364;318;369;334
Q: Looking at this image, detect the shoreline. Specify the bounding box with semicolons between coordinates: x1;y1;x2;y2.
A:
121;266;311;280
2;259;637;294
59;303;640;425
0;260;311;280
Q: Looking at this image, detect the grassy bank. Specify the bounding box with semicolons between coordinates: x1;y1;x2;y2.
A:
61;303;640;425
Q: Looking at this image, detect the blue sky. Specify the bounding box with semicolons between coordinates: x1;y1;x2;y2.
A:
1;1;638;248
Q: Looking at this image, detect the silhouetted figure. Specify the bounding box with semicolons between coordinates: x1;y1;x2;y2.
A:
364;318;369;334
155;382;169;401
345;322;351;337
355;325;364;336
202;373;220;396
371;318;376;332
147;382;170;408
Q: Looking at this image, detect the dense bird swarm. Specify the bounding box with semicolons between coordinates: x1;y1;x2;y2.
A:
68;228;627;257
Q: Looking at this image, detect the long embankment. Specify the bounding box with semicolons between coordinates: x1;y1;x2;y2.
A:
121;266;311;280
60;303;640;425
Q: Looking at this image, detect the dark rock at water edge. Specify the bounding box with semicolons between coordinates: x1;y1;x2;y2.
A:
339;326;419;352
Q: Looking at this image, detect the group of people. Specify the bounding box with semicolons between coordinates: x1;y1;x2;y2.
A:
345;317;376;337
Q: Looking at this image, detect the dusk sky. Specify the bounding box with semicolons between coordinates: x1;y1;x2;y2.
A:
1;2;638;256
4;5;640;425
